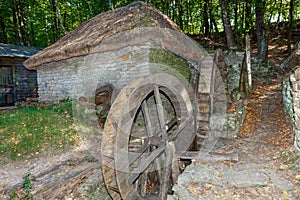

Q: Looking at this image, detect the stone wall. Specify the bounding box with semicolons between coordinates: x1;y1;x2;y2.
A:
224;50;245;94
223;49;247;138
37;44;154;102
37;57;81;102
283;68;300;150
37;42;195;102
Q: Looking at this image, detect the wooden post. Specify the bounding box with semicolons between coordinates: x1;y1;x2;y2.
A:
246;34;252;90
160;143;173;200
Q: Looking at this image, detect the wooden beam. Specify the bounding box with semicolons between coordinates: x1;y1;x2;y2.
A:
177;151;239;162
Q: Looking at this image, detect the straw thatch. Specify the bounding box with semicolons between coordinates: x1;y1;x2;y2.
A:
24;1;179;70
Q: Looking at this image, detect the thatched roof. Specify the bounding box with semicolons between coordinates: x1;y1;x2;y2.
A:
24;1;180;70
0;43;41;58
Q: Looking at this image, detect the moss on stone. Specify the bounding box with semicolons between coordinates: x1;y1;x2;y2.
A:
149;48;191;82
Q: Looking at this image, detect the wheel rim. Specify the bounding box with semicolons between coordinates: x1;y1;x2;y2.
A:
101;73;194;200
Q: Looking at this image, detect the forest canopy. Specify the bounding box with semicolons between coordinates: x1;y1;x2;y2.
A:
0;0;299;49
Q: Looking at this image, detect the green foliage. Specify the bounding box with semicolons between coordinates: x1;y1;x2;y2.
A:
23;172;32;190
8;191;18;200
22;172;32;199
0;0;300;47
0;100;78;161
8;172;34;200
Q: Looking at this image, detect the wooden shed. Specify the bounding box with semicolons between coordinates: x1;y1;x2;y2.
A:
0;43;41;106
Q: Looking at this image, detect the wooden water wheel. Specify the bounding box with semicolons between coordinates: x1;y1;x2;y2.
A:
101;73;195;200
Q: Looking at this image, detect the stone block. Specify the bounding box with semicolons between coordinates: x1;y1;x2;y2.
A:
293;98;300;108
292;81;299;91
292;91;297;102
224;170;269;188
293;128;300;151
295;68;300;80
290;73;296;82
294;114;300;129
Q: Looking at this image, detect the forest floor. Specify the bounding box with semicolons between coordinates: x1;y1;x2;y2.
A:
173;75;300;200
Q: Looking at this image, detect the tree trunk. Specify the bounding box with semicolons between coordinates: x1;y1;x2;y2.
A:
203;0;210;37
177;0;183;30
30;21;35;46
288;0;294;53
255;0;268;61
209;0;215;34
108;0;114;10
185;1;191;33
240;3;244;34
276;0;283;26
245;1;252;33
52;0;60;41
12;0;20;45
54;0;66;36
219;0;236;48
268;0;277;24
0;13;7;43
17;2;30;46
234;2;238;31
171;0;176;22
87;1;93;16
211;11;219;35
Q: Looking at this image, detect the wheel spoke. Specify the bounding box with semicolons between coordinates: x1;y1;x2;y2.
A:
165;118;177;131
154;85;168;140
129;144;166;184
169;115;192;142
136;154;149;197
141;100;154;136
169;142;180;184
128;142;151;165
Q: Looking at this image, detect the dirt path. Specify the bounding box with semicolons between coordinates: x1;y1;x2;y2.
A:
173;77;300;200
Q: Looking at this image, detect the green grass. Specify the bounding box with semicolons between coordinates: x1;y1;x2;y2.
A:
0;100;79;160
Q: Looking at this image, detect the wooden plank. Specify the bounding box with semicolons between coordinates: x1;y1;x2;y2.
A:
177;151;239;162
159;143;172;200
170;142;180;185
154;84;167;140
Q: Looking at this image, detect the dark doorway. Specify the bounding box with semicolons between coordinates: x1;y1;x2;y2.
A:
0;66;16;106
